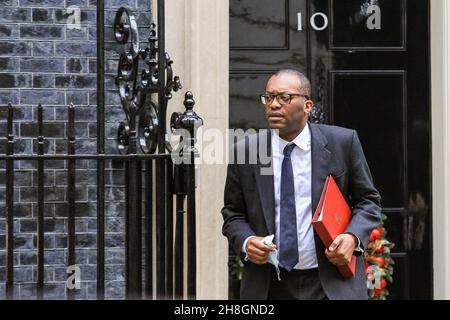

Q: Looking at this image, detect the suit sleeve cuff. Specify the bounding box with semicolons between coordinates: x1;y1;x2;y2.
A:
346;232;364;256
242;236;255;261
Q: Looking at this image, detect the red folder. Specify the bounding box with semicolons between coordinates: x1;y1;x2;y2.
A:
312;175;356;278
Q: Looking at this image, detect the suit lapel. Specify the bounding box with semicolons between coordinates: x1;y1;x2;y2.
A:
254;129;275;235
309;122;331;216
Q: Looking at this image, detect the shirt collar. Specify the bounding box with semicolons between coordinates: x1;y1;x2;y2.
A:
272;123;311;153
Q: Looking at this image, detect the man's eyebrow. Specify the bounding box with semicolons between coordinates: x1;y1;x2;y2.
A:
265;90;290;94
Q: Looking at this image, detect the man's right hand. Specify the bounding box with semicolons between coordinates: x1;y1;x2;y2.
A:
246;236;277;265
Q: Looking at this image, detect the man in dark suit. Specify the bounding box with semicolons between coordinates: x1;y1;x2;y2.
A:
221;69;381;300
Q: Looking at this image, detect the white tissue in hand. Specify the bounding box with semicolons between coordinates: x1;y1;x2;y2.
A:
261;234;281;280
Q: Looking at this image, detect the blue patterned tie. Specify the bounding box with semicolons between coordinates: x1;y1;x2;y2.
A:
279;143;299;272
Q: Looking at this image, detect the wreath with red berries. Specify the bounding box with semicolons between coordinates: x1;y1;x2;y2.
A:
365;214;395;300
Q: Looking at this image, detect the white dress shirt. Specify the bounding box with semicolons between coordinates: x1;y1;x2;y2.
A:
242;125;318;270
271;126;318;270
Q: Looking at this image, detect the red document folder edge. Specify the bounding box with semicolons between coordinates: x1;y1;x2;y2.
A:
312;175;356;279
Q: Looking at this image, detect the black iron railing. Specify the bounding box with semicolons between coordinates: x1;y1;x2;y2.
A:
0;0;202;300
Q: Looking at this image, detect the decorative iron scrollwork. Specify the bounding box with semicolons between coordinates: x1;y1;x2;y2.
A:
117;121;130;154
114;7;139;55
165;53;182;99
138;101;159;154
114;7;193;155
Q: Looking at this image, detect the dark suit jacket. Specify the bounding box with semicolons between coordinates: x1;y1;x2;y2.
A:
221;122;382;300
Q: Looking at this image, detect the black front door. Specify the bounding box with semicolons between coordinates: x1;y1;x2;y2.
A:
230;0;432;299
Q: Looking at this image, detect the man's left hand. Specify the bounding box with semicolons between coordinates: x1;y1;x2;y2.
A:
325;233;357;266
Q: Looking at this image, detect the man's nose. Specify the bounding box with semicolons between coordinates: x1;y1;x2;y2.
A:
269;98;282;109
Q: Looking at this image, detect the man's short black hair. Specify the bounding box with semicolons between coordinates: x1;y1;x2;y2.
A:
271;69;311;98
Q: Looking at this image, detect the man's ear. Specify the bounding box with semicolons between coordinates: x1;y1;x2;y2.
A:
304;100;314;113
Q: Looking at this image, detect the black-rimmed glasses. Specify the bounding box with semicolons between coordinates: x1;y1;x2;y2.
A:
260;93;310;105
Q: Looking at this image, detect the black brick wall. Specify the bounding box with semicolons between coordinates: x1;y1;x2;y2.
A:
0;0;152;299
